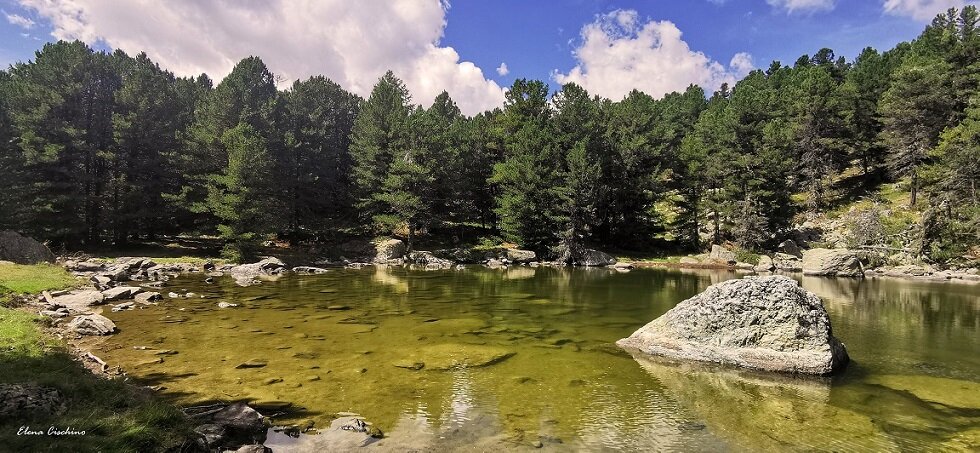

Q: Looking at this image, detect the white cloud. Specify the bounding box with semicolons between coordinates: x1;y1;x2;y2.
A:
16;0;505;115
766;0;836;13
4;10;35;28
553;10;754;101
883;0;973;20
496;62;509;76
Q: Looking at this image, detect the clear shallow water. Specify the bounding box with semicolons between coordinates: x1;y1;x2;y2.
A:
90;267;980;451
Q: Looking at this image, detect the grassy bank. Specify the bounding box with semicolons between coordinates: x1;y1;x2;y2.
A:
0;263;195;451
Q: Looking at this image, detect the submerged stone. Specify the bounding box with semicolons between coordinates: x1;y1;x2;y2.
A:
617;276;848;375
235;359;268;369
867;375;980;410
409;344;516;370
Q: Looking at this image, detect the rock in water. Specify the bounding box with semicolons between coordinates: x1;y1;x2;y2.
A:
802;248;863;277
0;230;55;264
574;249;617;267
67;314;117;336
228;258;286;286
616;276;848;375
373;238;406;263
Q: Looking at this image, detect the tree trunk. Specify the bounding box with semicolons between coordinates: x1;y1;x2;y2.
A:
910;172;918;207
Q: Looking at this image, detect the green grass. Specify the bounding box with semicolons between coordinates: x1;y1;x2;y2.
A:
0;263;77;303
0;263;196;451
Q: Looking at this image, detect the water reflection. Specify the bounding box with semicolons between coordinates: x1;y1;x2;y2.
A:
95;266;979;451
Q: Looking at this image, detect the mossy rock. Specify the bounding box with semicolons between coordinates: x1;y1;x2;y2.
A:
406;344;515;370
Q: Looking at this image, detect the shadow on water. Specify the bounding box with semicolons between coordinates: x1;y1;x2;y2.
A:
91;266;980;451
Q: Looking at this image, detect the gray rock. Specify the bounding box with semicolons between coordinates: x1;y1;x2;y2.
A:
210;402;267;445
574;249;617;267
217;302;239;309
90;275;112;289
772;253;803;272
708;245;737;264
0;231;55;264
67;259;104;272
617;276;849;375
100;264;130;282
505;248;537;264
292;266;329;274
134;292;161;304
778;239;803;258
228;258;286;286
802;248;863;277
51;290;106;312
407;251;453;269
41;309;69;318
232;445;271;453
373;238;406;263
102;286;143;301
194;423;226;449
67;314;117;335
754;255;775;272
111;301;135;312
0;384;65;417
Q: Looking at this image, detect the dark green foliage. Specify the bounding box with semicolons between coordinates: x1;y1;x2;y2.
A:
282;76;360;238
349;71;414;229
208;124;278;261
4;41;119;244
1;8;978;264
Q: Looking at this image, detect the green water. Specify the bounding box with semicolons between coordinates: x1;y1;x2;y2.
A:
93;267;980;451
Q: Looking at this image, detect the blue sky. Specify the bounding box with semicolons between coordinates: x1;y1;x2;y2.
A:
443;0;927;88
0;0;967;113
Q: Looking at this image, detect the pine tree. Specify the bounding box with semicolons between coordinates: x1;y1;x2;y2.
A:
282;76;360;238
109;51;182;242
349;71;413;229
206;124;278;262
4;41;119;244
879;56;955;206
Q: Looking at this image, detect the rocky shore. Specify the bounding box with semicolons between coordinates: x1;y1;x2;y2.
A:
629;241;980;285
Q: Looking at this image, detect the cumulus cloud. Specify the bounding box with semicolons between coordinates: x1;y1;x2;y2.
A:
16;0;505;115
553;10;754;101
766;0;836;13
883;0;973;20
496;62;509;76
4;10;35;28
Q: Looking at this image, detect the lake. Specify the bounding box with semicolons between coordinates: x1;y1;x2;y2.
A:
91;266;980;451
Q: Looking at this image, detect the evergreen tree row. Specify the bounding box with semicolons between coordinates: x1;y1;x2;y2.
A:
1;7;977;262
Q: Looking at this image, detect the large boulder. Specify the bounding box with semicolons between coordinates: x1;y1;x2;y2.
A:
574;249;616;267
50;290;106;312
0;231;55;264
617;276;849;375
708;244;737;264
772;253;803;272
373;239;406;263
505;248;536;264
754;255;775;272
101;286;142;301
228;258;286;286
802;248;863;277
406;251;453;269
778;239;803;258
67;314;117;336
